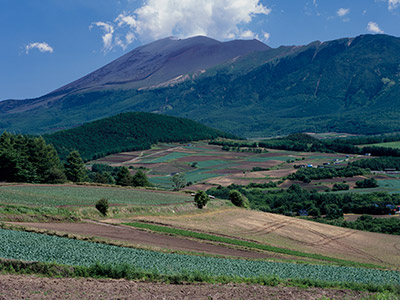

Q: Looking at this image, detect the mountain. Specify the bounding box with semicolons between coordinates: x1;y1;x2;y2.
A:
43;112;235;161
1;34;400;137
0;36;268;118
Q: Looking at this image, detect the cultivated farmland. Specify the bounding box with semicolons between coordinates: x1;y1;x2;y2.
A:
1;229;399;286
0;185;191;207
137;207;400;267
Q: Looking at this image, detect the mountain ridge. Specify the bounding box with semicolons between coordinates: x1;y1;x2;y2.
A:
1;34;400;136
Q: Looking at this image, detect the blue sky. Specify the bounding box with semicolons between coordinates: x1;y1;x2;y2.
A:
1;0;399;100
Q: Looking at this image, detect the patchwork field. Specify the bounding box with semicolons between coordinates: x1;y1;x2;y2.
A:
92;142;357;190
2;141;400;297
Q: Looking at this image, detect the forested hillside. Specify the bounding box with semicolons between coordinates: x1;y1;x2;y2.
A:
44;112;235;161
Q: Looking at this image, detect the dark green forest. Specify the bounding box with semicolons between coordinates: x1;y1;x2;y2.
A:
0;132;66;183
44;112;235;161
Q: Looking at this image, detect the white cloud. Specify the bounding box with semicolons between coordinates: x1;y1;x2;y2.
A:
367;21;384;34
91;0;271;52
240;30;257;39
25;42;53;54
337;8;350;17
89;22;115;52
115;13;137;28
263;32;270;42
389;0;400;10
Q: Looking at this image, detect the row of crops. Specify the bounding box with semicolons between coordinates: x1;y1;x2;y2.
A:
0;229;399;285
0;185;191;207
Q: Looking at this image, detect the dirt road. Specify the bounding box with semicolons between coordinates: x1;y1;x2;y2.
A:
0;274;373;300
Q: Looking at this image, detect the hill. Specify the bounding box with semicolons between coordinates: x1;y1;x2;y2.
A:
2;34;400;136
43;112;235;161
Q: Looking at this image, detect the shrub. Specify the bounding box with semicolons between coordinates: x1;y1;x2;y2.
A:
332;183;350;191
95;198;109;216
194;191;209;209
355;178;379;189
229;190;249;208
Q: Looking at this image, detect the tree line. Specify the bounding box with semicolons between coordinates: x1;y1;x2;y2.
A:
0;132;151;187
287;166;369;183
207;183;400;219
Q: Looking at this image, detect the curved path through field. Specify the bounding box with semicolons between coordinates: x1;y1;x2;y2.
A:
10;221;275;259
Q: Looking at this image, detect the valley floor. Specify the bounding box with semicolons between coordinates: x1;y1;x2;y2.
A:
0;274;374;300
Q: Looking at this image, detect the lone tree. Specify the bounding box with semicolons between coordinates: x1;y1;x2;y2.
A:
95;198;109;216
171;173;186;190
229;190;250;208
194;190;209;209
132;170;152;187
64;150;87;182
115;166;133;186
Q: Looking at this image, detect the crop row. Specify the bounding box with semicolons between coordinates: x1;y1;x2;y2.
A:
0;229;399;285
0;185;191;207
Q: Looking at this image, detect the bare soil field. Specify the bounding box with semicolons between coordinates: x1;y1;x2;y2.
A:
10;221;277;259
205;177;271;186
136;207;400;267
0;274;374;300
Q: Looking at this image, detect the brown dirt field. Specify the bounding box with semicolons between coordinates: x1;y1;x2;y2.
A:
206;168;243;175
205;177;273;186
184;184;216;191
264;168;297;178
10;221;275;260
136;208;400;267
0;274;373;300
177;155;237;162
235;161;283;169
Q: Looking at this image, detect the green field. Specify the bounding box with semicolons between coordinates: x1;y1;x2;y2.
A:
334;179;400;194
362;141;400;149
0;229;398;285
0;185;191;207
142;152;192;163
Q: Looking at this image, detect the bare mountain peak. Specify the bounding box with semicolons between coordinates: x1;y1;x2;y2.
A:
51;35;269;95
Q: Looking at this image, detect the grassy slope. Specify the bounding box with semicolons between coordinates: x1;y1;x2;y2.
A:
0;184;192;207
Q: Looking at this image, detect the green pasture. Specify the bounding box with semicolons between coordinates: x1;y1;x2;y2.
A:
245;156;289;162
0;185;191;207
141;152;192;163
333;179;400;194
361;141;400;149
189;159;232;169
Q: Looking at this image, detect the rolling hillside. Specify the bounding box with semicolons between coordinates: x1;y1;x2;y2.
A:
1;34;400;136
43;112;235;161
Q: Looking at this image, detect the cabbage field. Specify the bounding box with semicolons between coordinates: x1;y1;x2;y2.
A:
0;229;399;285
